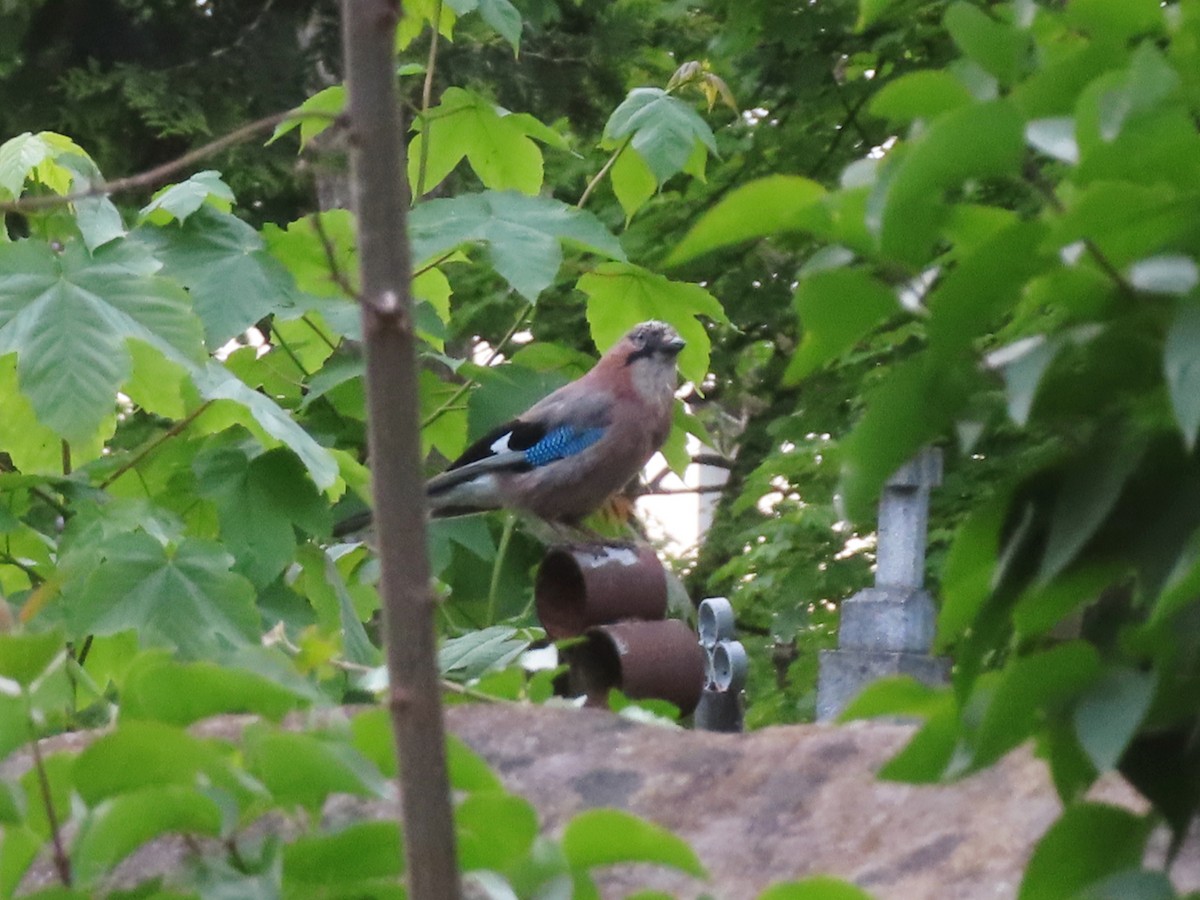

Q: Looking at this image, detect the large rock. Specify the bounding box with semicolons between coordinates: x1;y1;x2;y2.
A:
446;704;1196;898
7;704;1197;898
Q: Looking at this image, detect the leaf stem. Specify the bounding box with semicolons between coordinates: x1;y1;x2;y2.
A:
29;725;72;886
486;513;516;625
420;306;530;431
414;0;445;202
100;401;214;489
577;134;632;210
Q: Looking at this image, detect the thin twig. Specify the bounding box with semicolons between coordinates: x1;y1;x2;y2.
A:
268;322;311;378
0;109;337;213
60;441;71;477
639;484;727;497
100;401;214;489
301;313;340;352
0;551;43;586
486;513;516;625
30;732;72;886
577;134;632;210
421;306;530;430
440;679;521;704
414;0;445;201
311;209;360;299
1024;164;1136;295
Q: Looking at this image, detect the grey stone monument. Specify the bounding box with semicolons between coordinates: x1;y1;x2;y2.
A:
816;447;950;721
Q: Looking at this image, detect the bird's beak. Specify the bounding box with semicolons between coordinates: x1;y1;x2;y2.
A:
663;336;686;357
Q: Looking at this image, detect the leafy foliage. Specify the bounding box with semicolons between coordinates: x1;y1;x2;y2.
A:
673;0;1200;892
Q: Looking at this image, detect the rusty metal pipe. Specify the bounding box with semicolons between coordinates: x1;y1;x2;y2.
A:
535;543;667;640
567;619;707;715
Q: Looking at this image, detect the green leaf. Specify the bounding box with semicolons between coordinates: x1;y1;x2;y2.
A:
73;721;233;804
410;88;543;196
603;88;717;185
410;191;625;301
139;171;234;225
0;238;204;443
262;210;357;299
457;792;539;870
194;445;331;586
0;630;64;686
0;355;112;473
119;651;315;726
270;84;346;149
65;533;260;656
283;821;403;889
1012;562;1127;639
61;155;125;252
578;261;728;384
0;824;43;899
1063;0;1164;42
869;71;974;124
937;494;1009;646
134;206;304;347
871;100;1025;264
1018;804;1151;900
475;0;522;51
610;147;658;222
439;626;527;680
561;809;706;878
971;643;1101;770
0;131;91;198
447;734;504;793
784;269;899;383
71;786;222;887
944;3;1028;86
758;877;875;900
839;356;971;520
1038;428;1146;583
194;360;339;491
668;176;827;266
856;0;903;29
1075;45;1179;151
242;724;390;812
839;676;952;722
877;705;959;782
1073;667;1155;773
1166;303;1200;451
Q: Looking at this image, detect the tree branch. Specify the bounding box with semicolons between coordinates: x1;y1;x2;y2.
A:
340;1;460;897
0;109;338;213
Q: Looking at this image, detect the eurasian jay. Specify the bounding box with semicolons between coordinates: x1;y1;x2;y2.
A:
427;320;685;524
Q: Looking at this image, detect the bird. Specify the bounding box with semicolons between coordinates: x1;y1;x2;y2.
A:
330;320;685;538
426;320;685;525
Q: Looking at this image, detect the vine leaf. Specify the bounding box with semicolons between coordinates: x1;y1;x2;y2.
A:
139;171;234;225
578;262;727;384
603;88;717;185
0;238;204;444
410;88;544;196
194;446;331;587
134;206;305;347
193;361;340;491
410;190;625;301
64;533;260;656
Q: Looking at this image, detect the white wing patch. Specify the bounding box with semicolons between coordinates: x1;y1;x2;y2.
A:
489;432;513;454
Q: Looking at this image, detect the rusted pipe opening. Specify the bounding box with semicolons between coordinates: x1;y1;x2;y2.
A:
535;543;667;640
566;620;706;715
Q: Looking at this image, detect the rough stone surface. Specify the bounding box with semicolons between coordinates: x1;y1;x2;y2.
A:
835;587;938;653
8;704;1199;899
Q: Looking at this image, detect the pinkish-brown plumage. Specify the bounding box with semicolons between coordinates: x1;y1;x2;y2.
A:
427;321;685;524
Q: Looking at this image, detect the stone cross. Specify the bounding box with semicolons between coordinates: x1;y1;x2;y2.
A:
815;447;950;720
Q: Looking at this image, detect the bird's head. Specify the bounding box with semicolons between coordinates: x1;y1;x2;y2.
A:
608;320;686;402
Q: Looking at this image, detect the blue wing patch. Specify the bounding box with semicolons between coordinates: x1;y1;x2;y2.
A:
523;426;605;467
